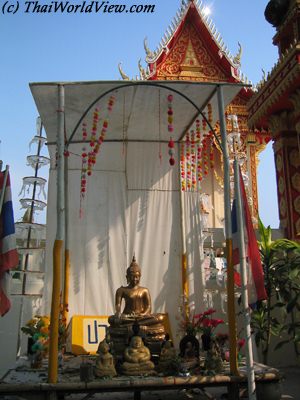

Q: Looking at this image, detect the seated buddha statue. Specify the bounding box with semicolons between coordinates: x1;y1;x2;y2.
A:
94;339;117;378
157;337;177;374
121;335;155;376
108;256;167;358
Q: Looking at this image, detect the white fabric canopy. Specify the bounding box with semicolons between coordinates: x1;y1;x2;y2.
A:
30;81;245;144
31;80;244;338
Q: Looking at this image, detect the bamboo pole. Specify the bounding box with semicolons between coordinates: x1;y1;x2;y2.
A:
217;86;238;376
48;239;62;383
62;154;70;326
179;144;189;319
48;84;65;383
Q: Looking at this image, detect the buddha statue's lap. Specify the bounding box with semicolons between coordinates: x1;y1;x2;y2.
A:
121;335;155;376
108;256;167;358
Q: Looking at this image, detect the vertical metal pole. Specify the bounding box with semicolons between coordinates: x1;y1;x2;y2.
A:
48;84;65;384
217;85;238;376
234;159;256;400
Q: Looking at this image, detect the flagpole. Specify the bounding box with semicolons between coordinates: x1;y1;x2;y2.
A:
234;159;256;400
48;84;65;384
217;86;238;376
0;166;9;214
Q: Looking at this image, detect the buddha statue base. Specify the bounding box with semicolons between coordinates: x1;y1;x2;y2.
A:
108;315;167;359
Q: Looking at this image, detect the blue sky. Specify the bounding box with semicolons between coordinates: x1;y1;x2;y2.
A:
0;0;279;227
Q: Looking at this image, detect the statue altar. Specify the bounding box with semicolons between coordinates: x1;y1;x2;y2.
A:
121;335;155;376
108;256;167;358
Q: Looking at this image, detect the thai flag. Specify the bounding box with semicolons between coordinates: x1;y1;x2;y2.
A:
0;170;19;317
231;167;267;304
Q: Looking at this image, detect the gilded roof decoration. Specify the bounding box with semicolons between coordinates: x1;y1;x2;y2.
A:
232;42;243;67
156;24;227;81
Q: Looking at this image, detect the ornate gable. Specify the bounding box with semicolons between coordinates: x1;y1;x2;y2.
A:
156;24;228;81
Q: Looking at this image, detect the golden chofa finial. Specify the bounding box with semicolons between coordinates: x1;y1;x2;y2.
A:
138;59;146;80
144;37;154;61
233;42;242;67
118;62;130;81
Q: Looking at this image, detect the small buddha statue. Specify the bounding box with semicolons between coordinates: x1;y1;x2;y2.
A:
121;335;155;376
157;337;177;374
94;339;117;378
204;339;223;373
178;334;200;372
108;256;167;358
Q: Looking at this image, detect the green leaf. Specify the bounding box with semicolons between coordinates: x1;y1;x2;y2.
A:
273;302;286;308
287;296;299;313
274;340;290;351
288;269;300;280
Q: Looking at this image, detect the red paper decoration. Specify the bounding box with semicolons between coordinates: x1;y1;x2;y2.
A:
167;94;175;166
79;96;116;217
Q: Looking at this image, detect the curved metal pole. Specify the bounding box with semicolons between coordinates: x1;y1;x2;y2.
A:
66;81;223;151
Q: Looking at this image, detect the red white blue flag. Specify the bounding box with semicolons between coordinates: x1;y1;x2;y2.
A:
231;168;267;304
0;170;19;317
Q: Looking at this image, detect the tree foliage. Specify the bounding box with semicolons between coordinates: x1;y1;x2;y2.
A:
250;218;300;364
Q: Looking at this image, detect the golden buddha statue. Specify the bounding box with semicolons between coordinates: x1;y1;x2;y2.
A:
94;339;117;378
108;256;167;358
121;335;155;376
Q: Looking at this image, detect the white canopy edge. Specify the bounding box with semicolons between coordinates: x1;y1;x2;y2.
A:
30;80;247;146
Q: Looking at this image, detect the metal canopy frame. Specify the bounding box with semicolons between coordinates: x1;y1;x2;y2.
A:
30;79;248;382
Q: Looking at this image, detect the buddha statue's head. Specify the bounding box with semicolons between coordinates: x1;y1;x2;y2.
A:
130;335;143;349
126;256;141;286
97;339;109;354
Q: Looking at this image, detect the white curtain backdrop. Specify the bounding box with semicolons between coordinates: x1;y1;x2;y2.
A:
43;140;225;338
43;142;188;337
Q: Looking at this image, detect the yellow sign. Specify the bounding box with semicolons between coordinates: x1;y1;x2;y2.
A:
66;315;109;355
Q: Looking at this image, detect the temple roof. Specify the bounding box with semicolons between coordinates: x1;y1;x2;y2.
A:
119;0;250;86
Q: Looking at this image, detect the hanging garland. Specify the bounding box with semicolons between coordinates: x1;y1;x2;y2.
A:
167;94;175;166
202;137;209;177
180;142;186;191
86;95;115;177
168;137;175;166
79;95;116;217
79;122;88;218
207;103;213;124
191;130;196;190
197;141;203;184
178;107;218;192
185;132;191;190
